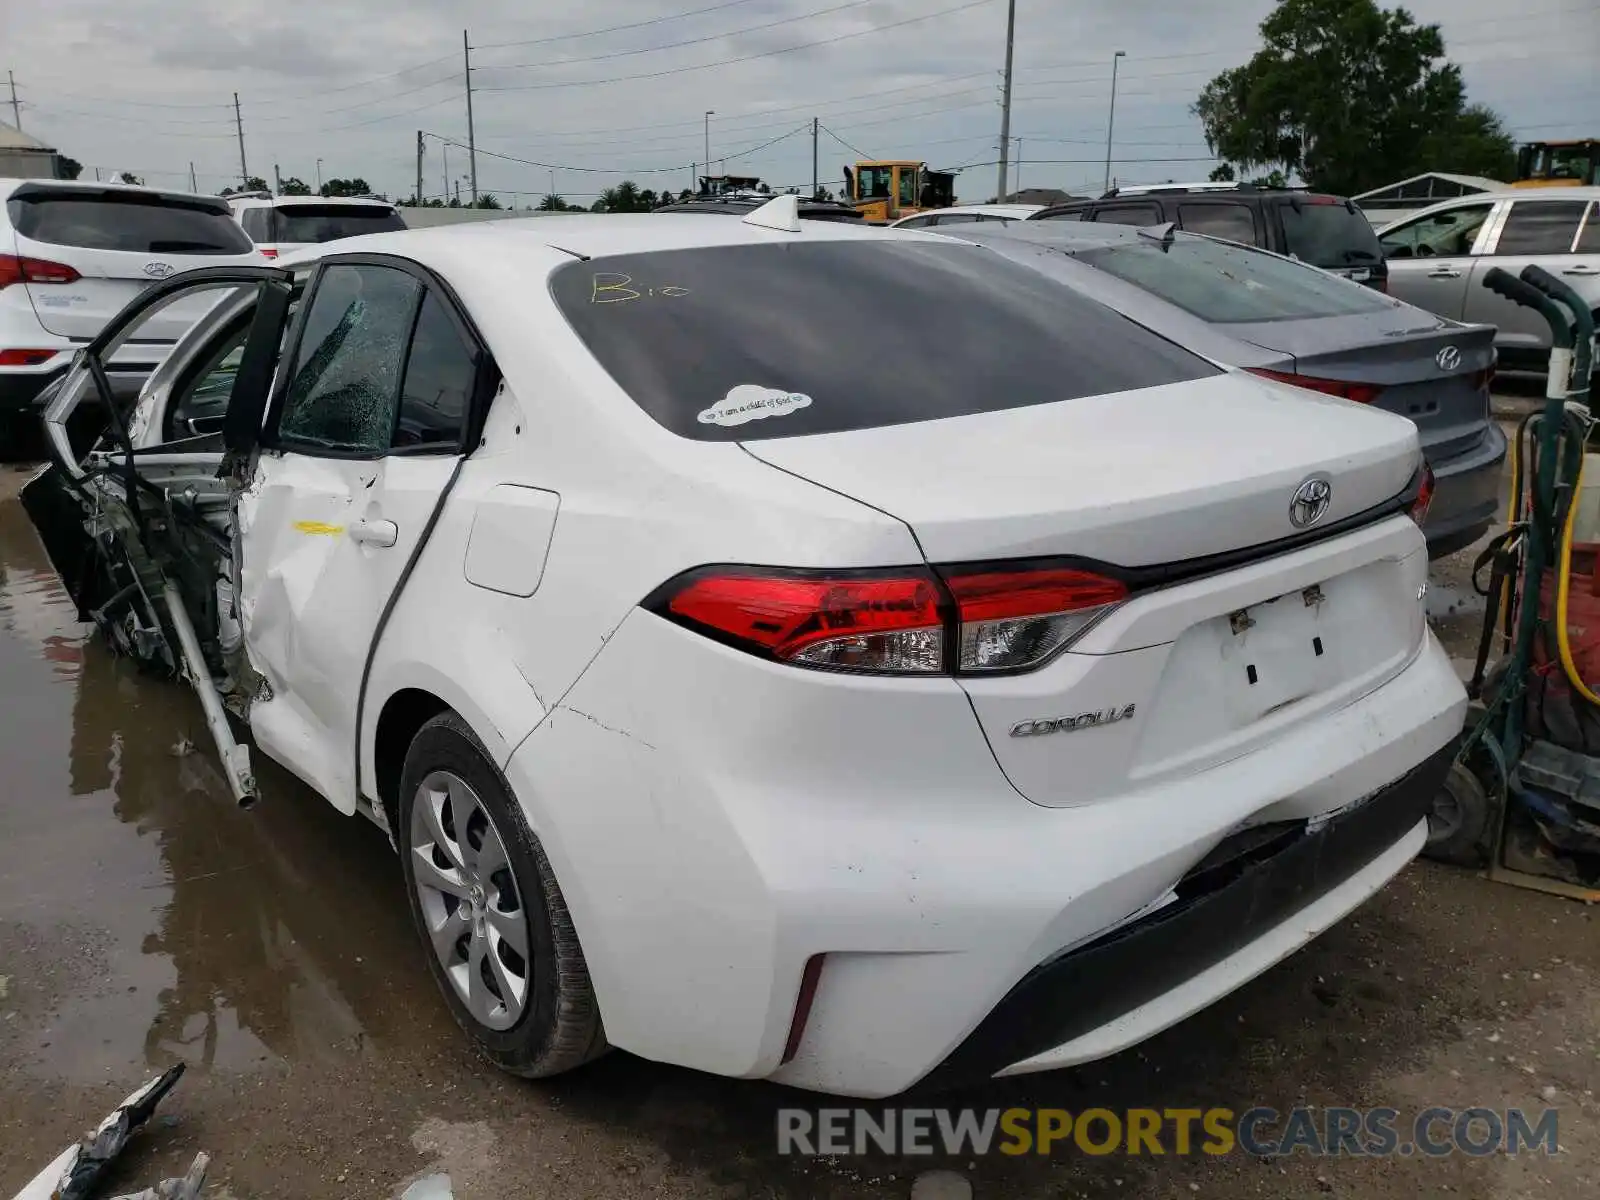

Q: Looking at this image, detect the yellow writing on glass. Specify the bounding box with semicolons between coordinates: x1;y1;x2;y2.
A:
591;274;690;304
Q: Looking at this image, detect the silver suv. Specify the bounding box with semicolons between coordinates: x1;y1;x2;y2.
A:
1379;187;1600;380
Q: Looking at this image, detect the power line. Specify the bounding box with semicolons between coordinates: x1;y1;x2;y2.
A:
474;0;779;50
481;0;881;72
476;0;999;93
819;124;874;160
431;122;810;176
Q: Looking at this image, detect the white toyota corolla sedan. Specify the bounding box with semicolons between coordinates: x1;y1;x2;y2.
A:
30;196;1466;1098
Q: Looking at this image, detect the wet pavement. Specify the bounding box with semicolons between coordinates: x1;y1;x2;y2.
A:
1;448;1597;1200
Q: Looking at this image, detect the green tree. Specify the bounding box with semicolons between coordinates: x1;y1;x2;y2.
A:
320;177;372;197
536;193;568;211
589;198;607;213
279;176;312;196
473;193;504;209
56;155;83;181
1194;0;1515;196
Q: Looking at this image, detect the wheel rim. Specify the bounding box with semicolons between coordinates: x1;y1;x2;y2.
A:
409;770;531;1031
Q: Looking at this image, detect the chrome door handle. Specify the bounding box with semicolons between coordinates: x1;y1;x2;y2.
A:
350;518;398;548
1562;266;1599;276
1427;268;1462;279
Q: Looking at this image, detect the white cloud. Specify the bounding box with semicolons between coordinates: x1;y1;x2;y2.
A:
5;0;1595;201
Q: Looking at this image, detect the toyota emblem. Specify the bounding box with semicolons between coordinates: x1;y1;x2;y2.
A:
143;261;175;279
1289;474;1333;529
1435;345;1461;372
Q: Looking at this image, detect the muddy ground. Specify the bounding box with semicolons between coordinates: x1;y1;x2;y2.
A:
1;416;1595;1200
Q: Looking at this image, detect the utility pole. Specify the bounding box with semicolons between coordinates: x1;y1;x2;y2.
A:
415;133;424;204
233;92;249;187
317;157;324;192
454;178;461;206
1103;50;1126;195
704;111;714;189
7;71;20;131
463;31;478;205
995;0;1016;203
273;162;283;195
812;116;819;200
188;161;197;192
1014;138;1022;194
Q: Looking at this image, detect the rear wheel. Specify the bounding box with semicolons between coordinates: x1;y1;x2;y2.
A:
1424;759;1493;867
398;711;606;1076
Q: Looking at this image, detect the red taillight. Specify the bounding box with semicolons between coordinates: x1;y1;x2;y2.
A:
782;955;825;1065
943;567;1128;672
258;247;279;259
0;348;61;366
650;562;1129;675
1410;463;1435;528
1249;367;1383;405
0;253;82;289
661;569;946;673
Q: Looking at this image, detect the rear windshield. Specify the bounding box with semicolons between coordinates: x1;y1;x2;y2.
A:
8;192;254;254
1077;237;1393;323
1277;199;1383;269
550;242;1217;441
271;204;405;243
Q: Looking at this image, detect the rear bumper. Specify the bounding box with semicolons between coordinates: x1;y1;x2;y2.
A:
1424;421;1507;558
505;608;1467;1098
919;742;1448;1091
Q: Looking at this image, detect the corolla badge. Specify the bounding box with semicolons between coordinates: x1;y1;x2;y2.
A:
1010;705;1136;737
143;261;175;279
1289;473;1333;530
1435;345;1461;371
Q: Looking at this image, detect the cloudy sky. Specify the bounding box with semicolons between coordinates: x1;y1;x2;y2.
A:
3;0;1596;203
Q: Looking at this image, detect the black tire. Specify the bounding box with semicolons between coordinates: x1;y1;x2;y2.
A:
397;710;607;1076
1423;759;1494;867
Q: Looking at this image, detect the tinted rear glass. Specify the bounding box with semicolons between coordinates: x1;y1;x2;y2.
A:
1278;200;1383;268
551;242;1217;441
272;204;405;243
1077;237;1394;323
8;192;254;254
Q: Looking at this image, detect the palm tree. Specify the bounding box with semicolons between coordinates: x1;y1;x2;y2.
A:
537;193;567;211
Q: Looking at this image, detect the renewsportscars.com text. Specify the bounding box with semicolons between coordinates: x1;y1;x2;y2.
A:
776;1106;1560;1159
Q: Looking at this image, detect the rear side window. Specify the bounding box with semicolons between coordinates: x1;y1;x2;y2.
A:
238;207;273;242
1278;200;1383;269
272;204;406;243
1178;203;1258;245
550;242;1217;441
1494;201;1587;256
1094;204;1162;227
8;191;254;254
395;292;475;448
1077;237;1394;323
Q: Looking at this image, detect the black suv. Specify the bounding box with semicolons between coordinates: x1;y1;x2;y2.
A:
1030;184;1388;291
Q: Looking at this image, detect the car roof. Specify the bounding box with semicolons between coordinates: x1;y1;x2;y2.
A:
1378;185;1600;230
974;221;1153;248
230;194;396;208
276;209;941;271
0;176;228;208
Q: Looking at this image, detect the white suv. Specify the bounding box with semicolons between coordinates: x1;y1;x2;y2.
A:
228;194;406;259
1;178;263;454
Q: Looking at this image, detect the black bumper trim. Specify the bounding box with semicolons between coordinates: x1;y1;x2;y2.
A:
916;743;1452;1093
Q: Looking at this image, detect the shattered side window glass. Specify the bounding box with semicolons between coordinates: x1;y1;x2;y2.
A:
277;264;419;453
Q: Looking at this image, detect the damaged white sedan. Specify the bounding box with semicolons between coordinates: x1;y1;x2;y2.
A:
25;197;1467;1098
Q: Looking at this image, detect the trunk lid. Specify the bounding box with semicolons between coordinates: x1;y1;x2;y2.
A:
744;371;1429;810
741;371;1420;568
1233;314;1496;463
8;184;260;341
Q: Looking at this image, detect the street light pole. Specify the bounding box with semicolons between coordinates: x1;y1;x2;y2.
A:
704;111;714;193
316;158;324;191
1103;50;1126;195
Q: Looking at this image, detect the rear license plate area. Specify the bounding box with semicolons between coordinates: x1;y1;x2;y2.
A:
1217;584;1334;723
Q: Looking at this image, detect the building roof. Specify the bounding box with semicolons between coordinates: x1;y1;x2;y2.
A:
0;121;56;153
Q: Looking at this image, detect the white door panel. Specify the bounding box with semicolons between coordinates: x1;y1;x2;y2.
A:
239;451;458;810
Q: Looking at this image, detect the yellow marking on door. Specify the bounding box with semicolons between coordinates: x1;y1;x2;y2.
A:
292;520;345;536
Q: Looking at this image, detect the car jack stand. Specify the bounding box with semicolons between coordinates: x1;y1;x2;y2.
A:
1445;263;1600;900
